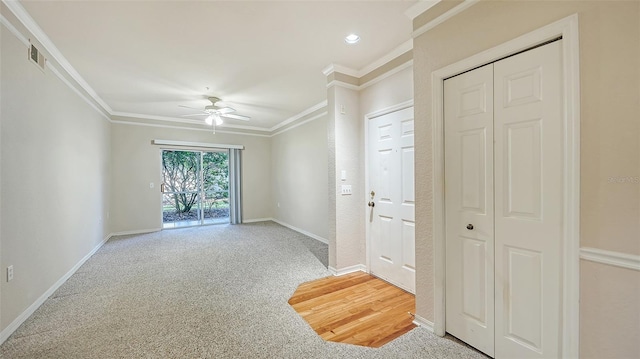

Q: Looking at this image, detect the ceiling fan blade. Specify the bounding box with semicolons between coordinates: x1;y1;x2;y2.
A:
216;107;236;114
178;105;208;113
221;113;250;121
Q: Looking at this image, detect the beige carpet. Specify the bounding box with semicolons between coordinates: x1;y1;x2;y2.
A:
0;221;486;358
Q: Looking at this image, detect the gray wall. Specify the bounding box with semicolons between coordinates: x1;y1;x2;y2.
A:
271;116;329;240
327;66;414;271
1;14;111;330
110;124;272;233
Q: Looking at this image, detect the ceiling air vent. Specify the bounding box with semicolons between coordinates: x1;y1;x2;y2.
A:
28;41;46;71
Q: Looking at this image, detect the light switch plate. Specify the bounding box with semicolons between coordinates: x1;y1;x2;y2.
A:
341;185;352;195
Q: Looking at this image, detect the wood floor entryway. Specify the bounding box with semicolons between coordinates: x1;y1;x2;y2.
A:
288;272;416;348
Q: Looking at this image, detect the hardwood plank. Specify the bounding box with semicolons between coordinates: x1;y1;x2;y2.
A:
289;273;416;348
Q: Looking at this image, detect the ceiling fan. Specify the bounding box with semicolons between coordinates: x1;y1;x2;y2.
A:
179;97;250;126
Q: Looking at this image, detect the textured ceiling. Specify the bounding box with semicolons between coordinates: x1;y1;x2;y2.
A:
19;0;416;130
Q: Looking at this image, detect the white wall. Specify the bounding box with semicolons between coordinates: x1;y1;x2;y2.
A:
0;15;111;331
271;115;329;240
110;124;272;233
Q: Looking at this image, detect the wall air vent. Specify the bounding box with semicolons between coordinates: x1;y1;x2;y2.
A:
28;41;46;71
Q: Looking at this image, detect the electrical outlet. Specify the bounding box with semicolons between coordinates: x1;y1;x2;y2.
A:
341;185;352;195
7;265;13;282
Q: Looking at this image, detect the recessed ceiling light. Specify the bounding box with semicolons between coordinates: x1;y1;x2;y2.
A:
345;34;360;44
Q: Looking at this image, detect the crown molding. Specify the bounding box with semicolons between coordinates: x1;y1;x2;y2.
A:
412;0;480;38
322;63;359;77
405;0;441;20
112;112;270;132
47;63;112;122
359;59;413;90
0;13;28;46
357;39;413;78
326;80;360;91
327;59;413;92
323;39;413;81
269;100;327;132
3;0;113;115
111;120;272;138
271;111;327;137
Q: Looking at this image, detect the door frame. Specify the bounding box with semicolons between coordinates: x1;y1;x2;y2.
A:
431;14;580;358
364;100;414;285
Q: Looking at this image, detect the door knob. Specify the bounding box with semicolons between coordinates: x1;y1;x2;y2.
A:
466;224;474;230
368;201;375;207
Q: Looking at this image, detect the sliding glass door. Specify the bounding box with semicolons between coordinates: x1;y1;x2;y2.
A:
161;150;229;228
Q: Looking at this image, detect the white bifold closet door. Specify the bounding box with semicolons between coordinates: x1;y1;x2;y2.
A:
445;40;563;358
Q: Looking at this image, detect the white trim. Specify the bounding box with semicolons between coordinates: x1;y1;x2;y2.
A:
580;247;640;272
365;100;414;120
322;63;359;78
113;112;208;126
0;13;29;46
326;80;360;91
326;60;414;92
413;314;435;333
3;0;113;114
1;13;112;123
430;15;581;358
152;139;244;150
113;112;269;133
269;101;327;132
358;39;413;78
271;112;327;137
110;120;272;138
46;63;112;122
412;0;480;39
0;233;110;344
242;218;273;223
323;40;413;80
270;218;328;245
328;264;367;276
109;228;161;237
405;0;441;20
359;60;413;91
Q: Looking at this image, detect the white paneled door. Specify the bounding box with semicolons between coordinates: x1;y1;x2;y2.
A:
445;63;496;356
368;107;415;293
445;41;563;358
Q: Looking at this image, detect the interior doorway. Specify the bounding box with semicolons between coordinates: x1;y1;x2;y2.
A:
161;150;230;228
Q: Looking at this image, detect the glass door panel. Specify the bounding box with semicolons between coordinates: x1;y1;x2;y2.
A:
202;151;230;224
162;149;229;228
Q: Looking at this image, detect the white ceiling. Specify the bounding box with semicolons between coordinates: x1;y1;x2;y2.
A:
19;0;417;131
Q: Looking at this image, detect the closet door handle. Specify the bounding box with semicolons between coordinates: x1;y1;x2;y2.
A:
466;224;474;230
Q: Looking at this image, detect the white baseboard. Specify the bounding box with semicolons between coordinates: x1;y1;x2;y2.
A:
242;217;273;223
328;264;367;276
413;314;435;333
0;233;111;344
580;247;640;271
270;218;328;244
109;228;161;237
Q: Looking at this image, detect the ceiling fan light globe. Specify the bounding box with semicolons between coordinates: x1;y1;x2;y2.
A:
205;115;214;125
214;115;223;126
